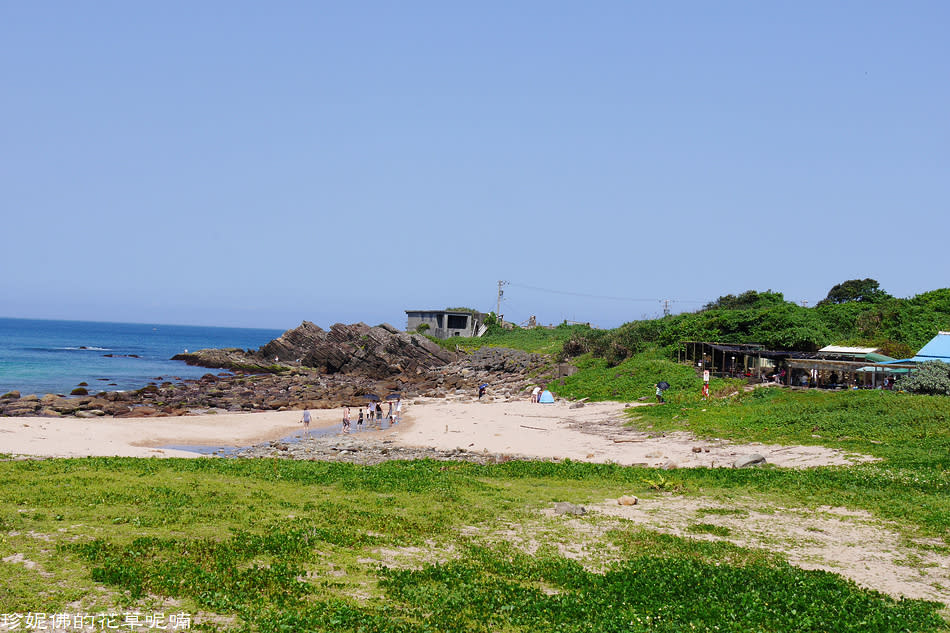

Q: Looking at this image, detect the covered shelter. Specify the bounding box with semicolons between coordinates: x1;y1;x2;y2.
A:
679;341;807;382
786;345;900;389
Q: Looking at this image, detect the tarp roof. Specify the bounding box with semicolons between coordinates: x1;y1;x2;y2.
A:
819;345;880;355
913;332;950;361
879;332;950;365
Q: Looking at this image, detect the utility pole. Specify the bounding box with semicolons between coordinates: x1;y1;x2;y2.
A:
662;299;672;317
801;300;808;308
496;280;508;322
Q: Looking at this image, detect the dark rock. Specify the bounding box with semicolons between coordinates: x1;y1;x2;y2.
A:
1;391;21;400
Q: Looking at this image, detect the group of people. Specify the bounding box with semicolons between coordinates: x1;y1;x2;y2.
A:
301;398;402;436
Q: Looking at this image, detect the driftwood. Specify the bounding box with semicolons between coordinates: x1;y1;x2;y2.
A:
520;425;548;431
612;438;648;443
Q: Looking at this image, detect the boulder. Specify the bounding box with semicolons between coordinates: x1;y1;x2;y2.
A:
617;495;639;506
733;454;767;469
553;502;586;516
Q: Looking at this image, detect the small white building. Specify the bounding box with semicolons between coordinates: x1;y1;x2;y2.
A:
405;310;487;339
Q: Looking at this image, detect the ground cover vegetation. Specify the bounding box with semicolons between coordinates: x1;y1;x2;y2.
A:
1;455;947;632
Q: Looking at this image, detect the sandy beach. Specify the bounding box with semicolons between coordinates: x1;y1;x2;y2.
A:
0;398;867;468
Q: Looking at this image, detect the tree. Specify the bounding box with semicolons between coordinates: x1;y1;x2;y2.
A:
818;279;891;306
702;290;787;311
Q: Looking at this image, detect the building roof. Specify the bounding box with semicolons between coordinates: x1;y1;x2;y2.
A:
880;332;950;365
911;331;950;362
818;345;880;355
404;309;476;316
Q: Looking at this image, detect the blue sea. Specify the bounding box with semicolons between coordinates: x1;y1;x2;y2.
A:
0;318;285;397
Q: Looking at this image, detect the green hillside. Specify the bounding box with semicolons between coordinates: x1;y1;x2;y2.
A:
450;282;950;366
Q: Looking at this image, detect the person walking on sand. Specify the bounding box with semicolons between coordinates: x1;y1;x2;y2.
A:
357;408;364;430
342;405;351;434
301;408;312;437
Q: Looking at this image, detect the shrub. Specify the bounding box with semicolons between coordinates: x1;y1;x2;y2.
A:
897;360;950;395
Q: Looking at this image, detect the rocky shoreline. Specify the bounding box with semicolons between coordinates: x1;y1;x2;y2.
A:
232;431;519;465
0;321;566;419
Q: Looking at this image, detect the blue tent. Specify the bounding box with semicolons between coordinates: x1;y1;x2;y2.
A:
882;331;950;365
538;390;555;404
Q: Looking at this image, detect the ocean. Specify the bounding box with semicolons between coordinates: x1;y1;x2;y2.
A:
0;317;285;397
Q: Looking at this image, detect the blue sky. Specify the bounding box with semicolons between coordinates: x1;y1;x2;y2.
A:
2;2;947;330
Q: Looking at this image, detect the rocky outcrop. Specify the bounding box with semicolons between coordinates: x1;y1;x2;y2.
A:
260;321;454;377
173;321;454;379
3;334;563;419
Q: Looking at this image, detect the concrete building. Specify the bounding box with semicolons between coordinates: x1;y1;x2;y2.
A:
405;310;487;339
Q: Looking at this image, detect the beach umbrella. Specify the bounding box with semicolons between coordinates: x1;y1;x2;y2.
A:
657;381;670;390
479;384;488;389
386;393;401;400
362;394;380;401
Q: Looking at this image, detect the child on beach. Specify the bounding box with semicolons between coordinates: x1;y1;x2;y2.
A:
301;408;311;437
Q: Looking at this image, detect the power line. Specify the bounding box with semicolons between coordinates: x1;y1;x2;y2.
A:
508;282;705;305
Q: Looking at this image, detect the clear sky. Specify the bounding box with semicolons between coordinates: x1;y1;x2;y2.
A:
2;2;947;330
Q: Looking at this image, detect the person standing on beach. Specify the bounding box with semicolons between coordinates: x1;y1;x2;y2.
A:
531;385;541;403
357;408;364;430
375;402;382;423
301;408;311;437
394;398;402;424
342;405;350;434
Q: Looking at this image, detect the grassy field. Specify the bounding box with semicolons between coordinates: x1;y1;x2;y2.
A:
2;384;950;633
433;323;591;356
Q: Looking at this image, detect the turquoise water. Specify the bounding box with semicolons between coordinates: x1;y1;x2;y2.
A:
0;318;284;396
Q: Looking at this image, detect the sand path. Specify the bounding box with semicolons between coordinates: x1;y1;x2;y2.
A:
0;397;868;468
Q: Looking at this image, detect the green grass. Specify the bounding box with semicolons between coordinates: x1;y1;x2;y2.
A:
3;384;950;631
549;352;744;402
628;388;950;535
1;455;948;631
434;323;591;355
